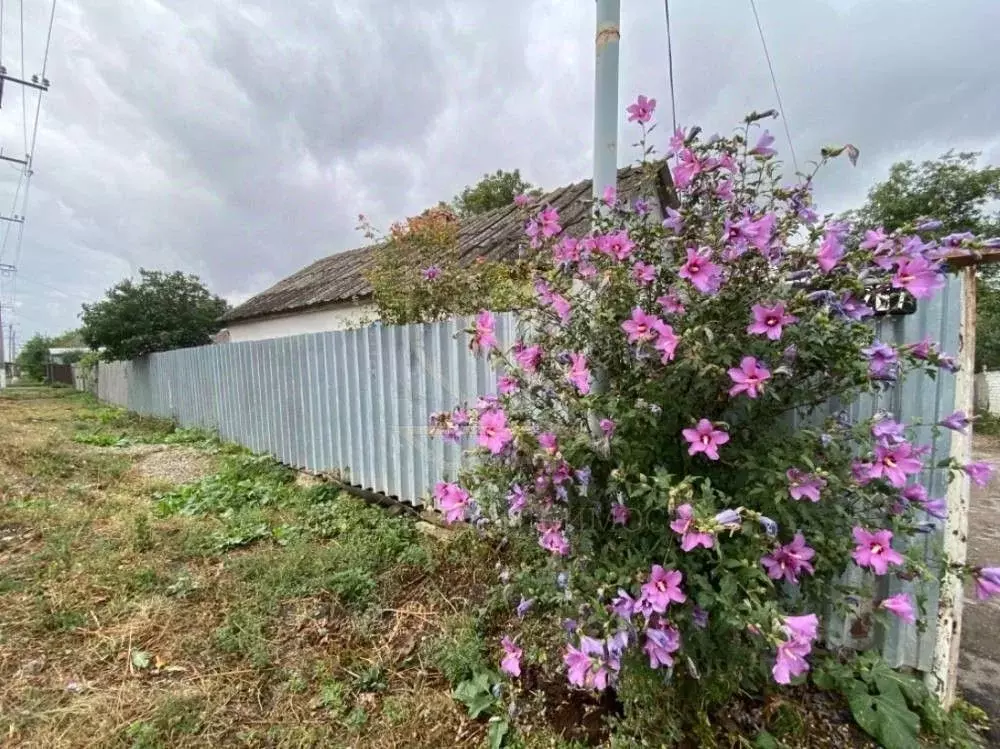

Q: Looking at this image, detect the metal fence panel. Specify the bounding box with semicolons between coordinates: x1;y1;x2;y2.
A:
89;313;515;503
786;275;963;673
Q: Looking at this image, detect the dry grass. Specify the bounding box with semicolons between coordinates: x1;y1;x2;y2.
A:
0;388;507;749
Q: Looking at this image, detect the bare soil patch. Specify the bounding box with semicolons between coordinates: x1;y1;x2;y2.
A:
129;446;219;485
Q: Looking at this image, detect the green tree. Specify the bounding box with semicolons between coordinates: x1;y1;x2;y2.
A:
849;152;1000;235
49;328;85;348
452;169;537;217
16;333;52;381
80;269;229;361
846;152;1000;369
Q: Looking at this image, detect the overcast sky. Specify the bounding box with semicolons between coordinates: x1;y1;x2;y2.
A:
0;0;998;350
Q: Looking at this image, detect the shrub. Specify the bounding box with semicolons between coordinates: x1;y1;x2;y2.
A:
364;205;533;325
431;98;999;738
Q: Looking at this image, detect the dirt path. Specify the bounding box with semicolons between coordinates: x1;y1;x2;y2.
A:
961;434;1000;745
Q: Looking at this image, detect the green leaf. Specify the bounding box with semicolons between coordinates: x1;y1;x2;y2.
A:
130;649;152;670
812;668;839;692
846;681;921;749
812;657;856;692
871;665;928;707
865;658;929;707
754;730;779;749
487;718;510;749
453;672;498;719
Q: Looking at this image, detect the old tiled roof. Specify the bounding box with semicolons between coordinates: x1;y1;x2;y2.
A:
224;163;672;323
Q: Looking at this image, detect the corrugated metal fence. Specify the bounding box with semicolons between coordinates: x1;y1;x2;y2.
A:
801;275;964;673
97;313;516;503
88;277;967;673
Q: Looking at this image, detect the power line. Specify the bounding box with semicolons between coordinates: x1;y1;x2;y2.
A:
0;167;24;262
27;0;56;166
748;0;798;173
12;168;29;269
16;273;83;295
663;0;677;133
18;0;26;154
13;0;55;275
39;0;53;77
0;166;25;262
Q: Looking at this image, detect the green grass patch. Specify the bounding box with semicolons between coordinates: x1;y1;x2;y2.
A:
155;454;296;517
424;613;491;687
213;603;273;669
35;597;89;633
123;695;205;748
0;389;490;748
72;403;220;449
974;410;1000;436
0;385;89;401
20;440;131;486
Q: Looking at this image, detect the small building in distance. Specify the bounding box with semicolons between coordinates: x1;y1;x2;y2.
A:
48;347;90;365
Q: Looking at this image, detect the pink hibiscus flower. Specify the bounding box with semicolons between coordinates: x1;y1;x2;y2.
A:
639;565;686;614
652;319;679;363
472;310;497;352
626;94;657;124
500;636;522;677
786;469;826;502
678;246;722;294
879;593;916;624
670;503;714;551
621;307;659;345
478;408;513;454
537;521;570;556
761;533;816;585
851;527;905;575
747;302;797;341
567;352;591;394
682;419;729;461
728;356;771;399
434;481;470;525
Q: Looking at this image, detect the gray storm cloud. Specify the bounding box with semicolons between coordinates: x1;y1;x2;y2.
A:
1;0;997;341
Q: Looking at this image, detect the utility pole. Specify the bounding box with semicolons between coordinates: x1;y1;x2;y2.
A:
0;66;50;109
0;149;28;166
0;8;55;366
0;304;5;389
592;0;621;202
0;263;13;386
586;0;621;438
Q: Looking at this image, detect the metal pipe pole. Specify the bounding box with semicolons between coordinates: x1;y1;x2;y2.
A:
0;306;5;389
593;0;621;202
587;0;620;438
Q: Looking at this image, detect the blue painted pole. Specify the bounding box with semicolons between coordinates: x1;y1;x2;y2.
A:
593;0;621;203
587;0;620;436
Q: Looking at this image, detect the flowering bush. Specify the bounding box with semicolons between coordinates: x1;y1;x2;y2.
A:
431;99;998;737
363;205;532;325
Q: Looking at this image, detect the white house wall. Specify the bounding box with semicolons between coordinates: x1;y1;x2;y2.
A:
225;302;379;342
